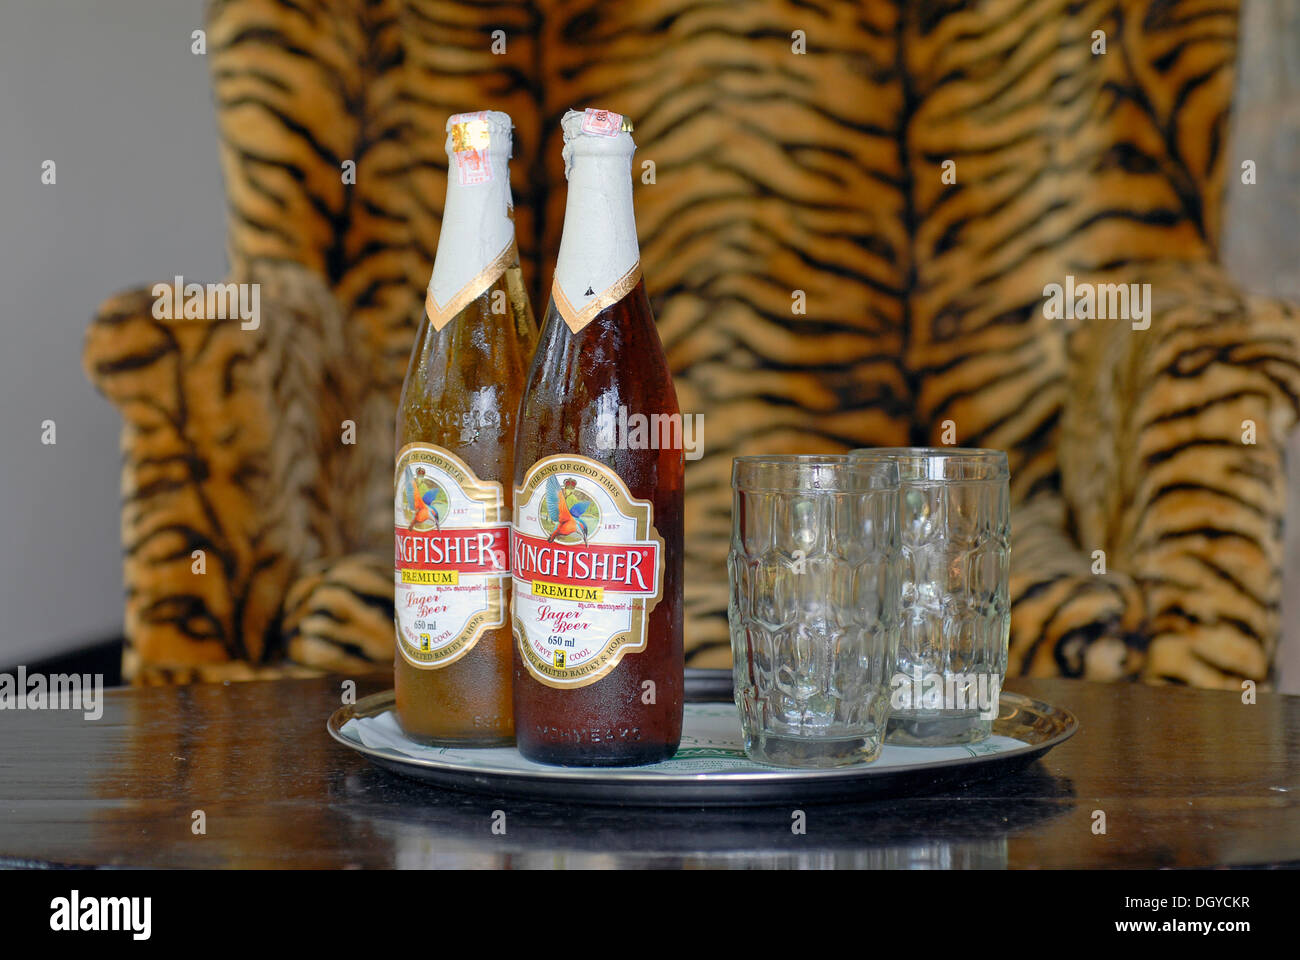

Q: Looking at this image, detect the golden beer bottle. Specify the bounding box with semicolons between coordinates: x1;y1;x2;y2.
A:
394;111;537;745
511;108;685;766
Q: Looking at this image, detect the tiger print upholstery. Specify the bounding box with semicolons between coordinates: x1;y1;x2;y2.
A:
84;0;1300;688
1059;260;1300;683
84;259;382;682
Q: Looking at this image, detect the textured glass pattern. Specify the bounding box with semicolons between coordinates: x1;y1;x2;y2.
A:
728;457;900;767
854;449;1010;745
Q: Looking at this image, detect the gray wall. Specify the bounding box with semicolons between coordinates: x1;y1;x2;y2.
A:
0;0;223;664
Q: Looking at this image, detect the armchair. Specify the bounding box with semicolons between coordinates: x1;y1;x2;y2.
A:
84;0;1300;687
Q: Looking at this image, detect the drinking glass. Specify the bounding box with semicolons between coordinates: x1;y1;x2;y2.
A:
851;448;1010;745
728;456;901;767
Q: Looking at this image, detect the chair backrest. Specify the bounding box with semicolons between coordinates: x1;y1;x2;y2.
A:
204;0;1241;663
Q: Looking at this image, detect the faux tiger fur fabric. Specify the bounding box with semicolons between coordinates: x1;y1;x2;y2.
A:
84;260;384;682
211;0;414;398
84;0;1300;688
1060;260;1300;683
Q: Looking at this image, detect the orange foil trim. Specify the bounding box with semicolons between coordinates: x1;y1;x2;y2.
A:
552;262;643;334
425;240;517;331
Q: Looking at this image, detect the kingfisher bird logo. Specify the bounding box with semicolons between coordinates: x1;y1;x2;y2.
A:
540;476;601;546
401;465;449;531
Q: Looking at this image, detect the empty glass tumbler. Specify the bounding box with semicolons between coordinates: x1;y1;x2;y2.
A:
851;448;1010;745
728;456;901;767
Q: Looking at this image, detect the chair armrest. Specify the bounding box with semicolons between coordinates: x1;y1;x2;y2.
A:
1060;260;1300;686
84;260;379;681
283;552;394;672
1009;492;1146;680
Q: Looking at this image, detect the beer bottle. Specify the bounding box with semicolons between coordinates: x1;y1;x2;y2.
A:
394;110;537;745
511;108;684;766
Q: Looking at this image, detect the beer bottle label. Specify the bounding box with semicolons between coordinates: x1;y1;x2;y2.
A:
394;444;510;669
512;455;665;688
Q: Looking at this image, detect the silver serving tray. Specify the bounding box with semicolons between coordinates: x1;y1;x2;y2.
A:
328;687;1077;806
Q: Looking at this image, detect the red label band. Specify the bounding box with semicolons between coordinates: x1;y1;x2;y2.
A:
395;526;509;574
511;531;659;594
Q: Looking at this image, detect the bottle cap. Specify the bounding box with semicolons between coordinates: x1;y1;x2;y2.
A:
446;110;514;185
561;108;635;177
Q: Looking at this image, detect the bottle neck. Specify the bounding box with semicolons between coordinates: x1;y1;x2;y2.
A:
552;151;641;333
427;134;515;329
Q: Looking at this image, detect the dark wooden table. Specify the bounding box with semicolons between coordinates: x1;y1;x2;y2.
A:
0;675;1295;868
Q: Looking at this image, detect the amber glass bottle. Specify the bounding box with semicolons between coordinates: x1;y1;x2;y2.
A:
394;111;537;745
511;109;684;766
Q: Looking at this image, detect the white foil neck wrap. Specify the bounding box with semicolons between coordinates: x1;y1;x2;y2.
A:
426;110;517;330
552;108;642;333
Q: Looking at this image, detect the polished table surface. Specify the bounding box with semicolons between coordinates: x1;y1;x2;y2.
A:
0;674;1296;868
